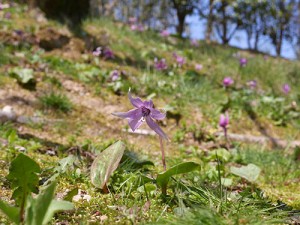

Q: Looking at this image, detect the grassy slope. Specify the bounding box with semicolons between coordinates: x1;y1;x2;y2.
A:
0;4;300;225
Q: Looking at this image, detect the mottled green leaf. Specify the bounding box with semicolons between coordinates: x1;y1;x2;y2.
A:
90;141;125;189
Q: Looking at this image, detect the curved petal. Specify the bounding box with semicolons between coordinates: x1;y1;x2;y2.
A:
128;118;144;131
128;91;144;108
112;108;142;120
150;108;166;120
145;117;168;140
144;100;153;109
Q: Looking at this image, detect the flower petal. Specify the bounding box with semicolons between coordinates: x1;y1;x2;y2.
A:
144;100;153;108
145;117;168;140
150;108;166;120
129;118;144;131
128;91;144;108
112;108;142;120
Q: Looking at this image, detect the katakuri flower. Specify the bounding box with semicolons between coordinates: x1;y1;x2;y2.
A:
109;70;120;81
195;64;203;71
219;112;229;129
282;84;290;94
247;80;257;88
173;53;185;67
103;47;114;59
190;39;199;47
160;30;170;37
223;77;234;87
154;58;168;71
112;90;168;140
92;47;102;57
239;58;247;67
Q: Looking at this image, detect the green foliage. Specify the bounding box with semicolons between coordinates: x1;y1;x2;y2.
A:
0;200;20;224
156;162;200;194
26;182;73;225
90;140;125;189
7;153;41;206
9;68;36;90
230;163;261;182
39;92;73;113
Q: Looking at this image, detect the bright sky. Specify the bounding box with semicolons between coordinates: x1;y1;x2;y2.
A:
186;14;296;60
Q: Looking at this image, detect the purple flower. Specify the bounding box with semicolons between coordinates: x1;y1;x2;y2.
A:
103;48;114;59
190;39;199;47
154;58;168;71
112;90;168;140
160;30;170;37
263;55;268;60
137;24;145;32
195;64;203;71
0;3;9;10
239;58;247;67
110;70;120;81
219;112;229;140
130;24;137;31
128;17;137;24
247;80;257;88
173;53;185;67
223;77;234;87
282;84;290;94
92;47;102;57
219;112;229;129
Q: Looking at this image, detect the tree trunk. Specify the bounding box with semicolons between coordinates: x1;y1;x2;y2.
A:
276;24;284;56
176;13;185;38
205;0;214;43
27;0;36;10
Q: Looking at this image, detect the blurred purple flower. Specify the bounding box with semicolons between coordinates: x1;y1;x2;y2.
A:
128;17;137;24
195;64;203;71
173;53;185;67
154;58;168;71
92;47;102;57
4;12;11;19
219;112;229;129
282;84;290;94
263;55;268;60
110;70;120;81
103;48;114;59
112;90;168;140
137;24;145;32
239;58;247;67
130;24;137;31
190;39;199;47
223;77;234;87
160;30;170;37
247;80;257;88
0;3;9;10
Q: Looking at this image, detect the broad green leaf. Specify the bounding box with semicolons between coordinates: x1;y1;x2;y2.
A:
90;141;125;189
230;164;261;182
221;178;233;187
0;200;20;224
137;183;157;195
63;188;79;202
7;153;41;205
56;155;77;173
207;149;231;162
10;68;34;83
25;182;74;225
32;182;56;225
42;200;73;225
156;162;200;188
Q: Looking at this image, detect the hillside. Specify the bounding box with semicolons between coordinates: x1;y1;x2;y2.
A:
0;3;300;225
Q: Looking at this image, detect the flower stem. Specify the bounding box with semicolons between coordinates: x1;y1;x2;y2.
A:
159;136;166;171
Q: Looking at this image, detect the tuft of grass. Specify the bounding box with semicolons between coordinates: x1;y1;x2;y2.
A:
39;92;73;113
